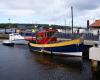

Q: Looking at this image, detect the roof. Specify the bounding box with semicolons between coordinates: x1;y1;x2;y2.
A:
89;20;100;28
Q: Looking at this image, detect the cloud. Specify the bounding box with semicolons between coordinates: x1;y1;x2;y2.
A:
0;0;100;26
66;0;99;10
0;9;35;17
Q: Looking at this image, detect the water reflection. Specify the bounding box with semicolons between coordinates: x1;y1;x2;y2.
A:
92;71;100;80
30;52;92;80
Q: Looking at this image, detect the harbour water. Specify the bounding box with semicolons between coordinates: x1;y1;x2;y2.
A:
0;43;100;80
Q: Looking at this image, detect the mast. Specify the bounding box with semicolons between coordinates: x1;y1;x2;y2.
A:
8;18;12;32
71;6;73;34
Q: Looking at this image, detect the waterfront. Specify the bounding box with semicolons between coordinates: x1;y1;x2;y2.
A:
0;44;100;80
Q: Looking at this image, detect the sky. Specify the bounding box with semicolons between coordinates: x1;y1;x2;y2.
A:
0;0;100;27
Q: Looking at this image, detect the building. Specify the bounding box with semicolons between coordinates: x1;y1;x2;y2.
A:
89;19;100;35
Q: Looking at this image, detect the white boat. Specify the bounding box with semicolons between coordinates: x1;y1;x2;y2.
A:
2;33;28;45
2;40;14;46
9;33;24;40
12;39;28;45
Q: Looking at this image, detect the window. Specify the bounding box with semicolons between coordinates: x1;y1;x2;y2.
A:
46;32;55;38
37;35;43;40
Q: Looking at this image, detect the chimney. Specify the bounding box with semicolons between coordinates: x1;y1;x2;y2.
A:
87;20;89;29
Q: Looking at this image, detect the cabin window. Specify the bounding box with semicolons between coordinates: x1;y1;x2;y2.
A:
46;32;55;38
37;35;43;40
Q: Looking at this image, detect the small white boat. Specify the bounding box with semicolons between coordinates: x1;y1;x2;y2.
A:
2;33;28;45
2;40;14;46
9;33;28;45
12;39;28;45
9;33;24;40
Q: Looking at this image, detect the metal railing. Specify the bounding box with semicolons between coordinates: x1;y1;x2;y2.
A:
55;32;99;41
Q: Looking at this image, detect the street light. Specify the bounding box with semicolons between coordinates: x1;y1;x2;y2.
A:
71;6;73;34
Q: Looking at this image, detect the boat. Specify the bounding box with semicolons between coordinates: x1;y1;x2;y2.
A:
28;28;87;57
2;40;14;46
2;33;28;45
9;33;28;45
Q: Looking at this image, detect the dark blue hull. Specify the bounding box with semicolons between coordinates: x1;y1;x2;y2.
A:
29;44;87;56
28;39;89;56
3;43;14;47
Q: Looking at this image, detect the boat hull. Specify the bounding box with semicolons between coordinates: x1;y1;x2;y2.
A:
2;40;14;46
12;39;28;45
3;42;14;46
29;44;85;56
28;39;87;56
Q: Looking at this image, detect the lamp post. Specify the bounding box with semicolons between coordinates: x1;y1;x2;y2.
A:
8;18;12;33
71;6;73;34
8;18;10;23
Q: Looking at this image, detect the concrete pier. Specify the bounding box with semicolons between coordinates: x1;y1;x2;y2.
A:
89;46;100;71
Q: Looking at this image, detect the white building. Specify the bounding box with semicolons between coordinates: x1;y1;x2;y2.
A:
89;20;100;35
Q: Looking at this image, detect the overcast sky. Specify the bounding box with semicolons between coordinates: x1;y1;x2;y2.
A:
0;0;100;27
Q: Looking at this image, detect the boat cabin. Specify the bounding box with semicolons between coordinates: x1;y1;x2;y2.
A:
36;28;57;44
